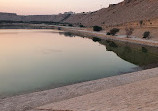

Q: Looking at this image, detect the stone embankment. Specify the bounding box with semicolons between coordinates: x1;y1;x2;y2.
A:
37;68;158;111
0;67;158;111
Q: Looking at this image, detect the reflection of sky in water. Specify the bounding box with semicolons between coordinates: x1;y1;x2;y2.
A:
40;49;63;54
0;29;138;98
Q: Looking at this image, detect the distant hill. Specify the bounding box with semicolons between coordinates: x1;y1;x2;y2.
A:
1;0;158;27
0;12;70;23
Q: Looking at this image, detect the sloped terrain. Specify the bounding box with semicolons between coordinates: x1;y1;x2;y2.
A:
1;0;158;27
64;0;158;27
0;12;69;22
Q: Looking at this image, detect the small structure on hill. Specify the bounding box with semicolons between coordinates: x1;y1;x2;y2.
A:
64;11;74;15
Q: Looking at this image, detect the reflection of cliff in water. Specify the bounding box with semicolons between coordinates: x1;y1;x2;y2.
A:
99;40;158;67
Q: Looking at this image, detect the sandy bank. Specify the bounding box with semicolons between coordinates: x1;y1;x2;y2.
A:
0;68;158;111
53;26;158;48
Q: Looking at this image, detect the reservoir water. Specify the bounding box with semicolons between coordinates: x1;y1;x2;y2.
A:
0;29;157;98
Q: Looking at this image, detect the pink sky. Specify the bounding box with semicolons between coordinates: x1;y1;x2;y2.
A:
0;0;123;15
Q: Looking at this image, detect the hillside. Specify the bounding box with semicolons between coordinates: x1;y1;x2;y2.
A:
64;0;158;27
0;12;69;22
1;0;158;28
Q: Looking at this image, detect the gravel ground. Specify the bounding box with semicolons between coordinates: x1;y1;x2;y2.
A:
38;75;158;111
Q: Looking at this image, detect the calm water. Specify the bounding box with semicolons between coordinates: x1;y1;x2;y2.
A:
0;29;150;98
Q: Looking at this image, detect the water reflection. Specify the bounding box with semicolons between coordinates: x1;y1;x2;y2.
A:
59;32;76;37
0;29;157;98
100;40;158;67
62;31;158;67
92;37;102;42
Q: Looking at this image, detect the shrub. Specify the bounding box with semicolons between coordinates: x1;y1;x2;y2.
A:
92;37;101;42
142;47;148;53
125;27;134;38
68;24;73;27
63;32;74;37
106;32;111;35
140;20;143;25
143;31;150;39
93;26;102;32
124;46;132;53
58;27;61;30
79;25;85;28
109;28;120;36
106;40;118;48
109;41;118;48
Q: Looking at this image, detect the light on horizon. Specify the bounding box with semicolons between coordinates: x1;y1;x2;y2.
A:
0;0;123;15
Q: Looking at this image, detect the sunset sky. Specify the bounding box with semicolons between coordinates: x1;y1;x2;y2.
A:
0;0;123;15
